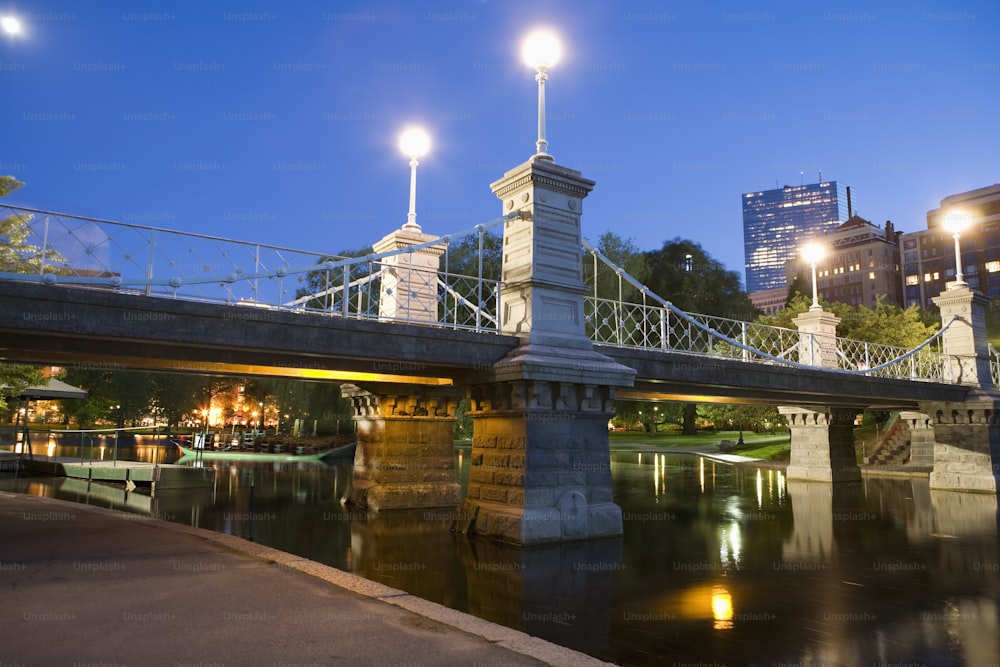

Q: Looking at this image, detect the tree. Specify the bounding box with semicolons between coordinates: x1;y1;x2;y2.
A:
442;229;502;281
584;230;649;303
759;293;938;348
0;364;43;413
294;245;374;313
643;238;758;319
0;176;66;274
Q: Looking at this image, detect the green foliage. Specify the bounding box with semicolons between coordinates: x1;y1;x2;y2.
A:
584;231;649;302
642;238;758;319
0;176;67;274
759;293;938;347
295;246;375;312
0;364;44;412
443;230;502;281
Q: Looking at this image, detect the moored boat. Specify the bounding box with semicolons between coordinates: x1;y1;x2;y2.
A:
173;434;355;462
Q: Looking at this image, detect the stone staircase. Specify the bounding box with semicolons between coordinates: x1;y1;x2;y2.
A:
863;417;910;466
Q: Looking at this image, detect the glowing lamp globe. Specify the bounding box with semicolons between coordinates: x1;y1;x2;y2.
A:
398;127;430;160
943;210;971;235
521;30;561;70
801;242;825;265
1;16;22;35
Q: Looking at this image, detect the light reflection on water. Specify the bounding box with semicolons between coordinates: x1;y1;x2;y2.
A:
2;439;999;666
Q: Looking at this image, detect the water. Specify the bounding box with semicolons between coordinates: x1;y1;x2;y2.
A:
2;437;999;666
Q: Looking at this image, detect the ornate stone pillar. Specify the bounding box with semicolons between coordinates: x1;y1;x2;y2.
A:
932;285;995;388
779;406;861;482
792;309;841;369
372;227;444;323
453;157;636;544
342;383;462;511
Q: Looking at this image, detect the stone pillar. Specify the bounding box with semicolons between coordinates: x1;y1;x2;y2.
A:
372;227;444;323
792;309;841;369
454;158;636;544
923;396;1000;493
779;406;861;482
342;383;462;511
932;285;995;388
899;410;935;468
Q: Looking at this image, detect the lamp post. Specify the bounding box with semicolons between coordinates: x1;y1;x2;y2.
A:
521;29;561;161
801;242;825;311
943;210;971;288
398;126;430;232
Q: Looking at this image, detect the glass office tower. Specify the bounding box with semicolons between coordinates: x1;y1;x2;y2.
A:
742;181;852;293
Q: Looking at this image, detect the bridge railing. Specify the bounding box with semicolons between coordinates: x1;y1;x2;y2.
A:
0;204;503;332
581;238;951;382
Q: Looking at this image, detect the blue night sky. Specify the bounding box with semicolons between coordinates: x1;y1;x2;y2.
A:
2;1;998;287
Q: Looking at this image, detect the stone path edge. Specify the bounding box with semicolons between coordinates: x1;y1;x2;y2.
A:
4;490;616;667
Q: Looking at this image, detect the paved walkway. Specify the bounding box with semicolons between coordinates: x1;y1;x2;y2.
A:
0;490;613;667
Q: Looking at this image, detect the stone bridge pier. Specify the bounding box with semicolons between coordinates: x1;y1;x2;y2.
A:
341;383;462;511
453;156;636;544
780;308;863;483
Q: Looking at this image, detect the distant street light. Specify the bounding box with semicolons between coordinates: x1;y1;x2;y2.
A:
1;15;22;36
801;242;825;311
398;126;430;231
943;210;972;288
521;29;561;161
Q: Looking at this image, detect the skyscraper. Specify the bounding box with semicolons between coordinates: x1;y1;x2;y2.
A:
742;181;853;294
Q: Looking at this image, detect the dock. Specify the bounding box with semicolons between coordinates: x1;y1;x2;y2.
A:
15;456;216;494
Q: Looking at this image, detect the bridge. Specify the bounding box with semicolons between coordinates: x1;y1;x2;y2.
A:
2;155;999;544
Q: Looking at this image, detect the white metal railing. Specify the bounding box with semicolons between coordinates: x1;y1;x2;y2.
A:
0;204;505;333
580;238;952;382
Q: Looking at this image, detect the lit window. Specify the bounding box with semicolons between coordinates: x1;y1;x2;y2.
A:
924;273;932;282
869;272;876;280
986;261;1000;273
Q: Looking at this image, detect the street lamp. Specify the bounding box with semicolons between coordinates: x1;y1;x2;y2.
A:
521;28;561;161
943;210;972;288
398;126;430;232
801;242;825;311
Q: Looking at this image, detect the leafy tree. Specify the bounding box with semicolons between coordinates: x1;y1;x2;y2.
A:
785;273;811;307
442;229;502;281
584;231;649;303
0;364;43;413
759;294;938;348
0;176;66;273
294;246;373;312
150;373;206;433
643;238;758;319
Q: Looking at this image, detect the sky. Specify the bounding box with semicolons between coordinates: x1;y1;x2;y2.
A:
2;0;998;288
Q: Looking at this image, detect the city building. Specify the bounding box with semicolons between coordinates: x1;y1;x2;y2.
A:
786;216;902;308
900;183;1000;308
748;286;787;315
743;180;854;294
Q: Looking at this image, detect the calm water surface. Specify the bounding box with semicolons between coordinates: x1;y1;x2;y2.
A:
2;436;999;666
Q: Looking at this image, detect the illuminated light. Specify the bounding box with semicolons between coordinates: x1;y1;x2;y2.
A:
699;456;705;493
398;126;431;159
1;15;22;35
521;29;561;70
944;210;972;287
711;586;734;630
756;469;763;508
